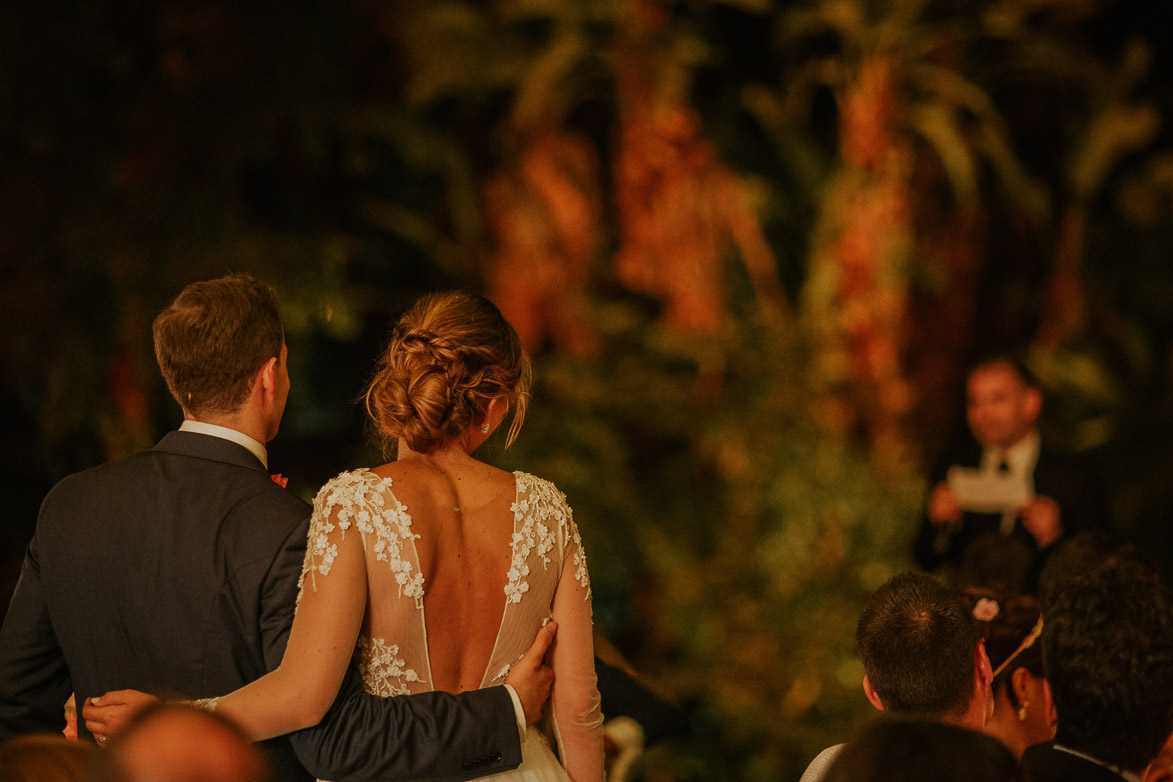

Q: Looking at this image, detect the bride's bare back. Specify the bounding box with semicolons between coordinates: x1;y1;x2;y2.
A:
371;457;519;694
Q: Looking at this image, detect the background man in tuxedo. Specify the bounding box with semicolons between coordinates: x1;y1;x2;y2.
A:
914;356;1108;576
0;273;553;781
1022;560;1173;782
799;572;998;782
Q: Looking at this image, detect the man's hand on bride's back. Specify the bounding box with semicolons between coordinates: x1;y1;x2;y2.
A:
83;689;160;741
506;621;557;724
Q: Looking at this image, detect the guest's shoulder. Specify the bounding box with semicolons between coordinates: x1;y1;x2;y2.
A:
799;743;844;782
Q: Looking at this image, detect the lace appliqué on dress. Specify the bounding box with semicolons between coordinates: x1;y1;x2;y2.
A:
357;636;424;697
185;696;219;711
506;474;591;604
298;470;425;606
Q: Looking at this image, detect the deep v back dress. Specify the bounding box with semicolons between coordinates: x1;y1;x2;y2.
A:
299;469;603;781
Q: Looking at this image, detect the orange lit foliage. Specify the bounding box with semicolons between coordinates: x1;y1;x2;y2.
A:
486;131;600;355
612;0;786;334
806;58;916;456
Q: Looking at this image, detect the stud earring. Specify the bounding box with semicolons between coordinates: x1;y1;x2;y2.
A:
480;422;490;434
1017;703;1029;722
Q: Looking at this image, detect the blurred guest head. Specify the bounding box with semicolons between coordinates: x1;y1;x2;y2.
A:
1042;560;1173;774
965;356;1041;451
975;594;1053;759
856;572;993;728
1037;529;1145;600
957;534;1035;599
365;290;531;453
0;734;97;782
823;718;1021;782
153;273;288;439
89;703;270;782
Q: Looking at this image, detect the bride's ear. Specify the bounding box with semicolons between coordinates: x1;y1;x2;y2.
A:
483;396;509;429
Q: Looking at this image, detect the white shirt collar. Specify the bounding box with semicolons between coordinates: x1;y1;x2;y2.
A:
982;429;1040;475
179;420;268;469
1053;744;1143;782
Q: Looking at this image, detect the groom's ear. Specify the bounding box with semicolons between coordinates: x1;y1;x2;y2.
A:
257;356;279;398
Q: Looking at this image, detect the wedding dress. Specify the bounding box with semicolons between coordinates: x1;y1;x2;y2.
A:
300;469;603;782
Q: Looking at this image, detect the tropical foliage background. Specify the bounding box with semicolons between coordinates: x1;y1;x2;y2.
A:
3;1;1173;779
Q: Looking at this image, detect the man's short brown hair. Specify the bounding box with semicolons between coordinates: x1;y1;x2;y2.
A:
153;273;284;417
856;573;982;720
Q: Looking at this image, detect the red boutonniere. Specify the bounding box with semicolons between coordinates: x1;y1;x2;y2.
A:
271;474;289;488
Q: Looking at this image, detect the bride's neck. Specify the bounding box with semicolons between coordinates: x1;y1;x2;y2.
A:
396;439;479;472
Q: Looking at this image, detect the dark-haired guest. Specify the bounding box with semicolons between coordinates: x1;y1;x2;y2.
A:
1036;529;1144;600
975;595;1053;760
800;573;994;782
1023;561;1173;782
914;356;1107;576
823;719;1021;782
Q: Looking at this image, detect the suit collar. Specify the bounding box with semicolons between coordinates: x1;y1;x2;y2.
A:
1023;743;1132;782
153;430;268;473
179;419;268;468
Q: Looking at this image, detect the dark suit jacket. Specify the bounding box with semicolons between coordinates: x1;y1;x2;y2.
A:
913;438;1108;575
0;431;520;780
1022;743;1130;782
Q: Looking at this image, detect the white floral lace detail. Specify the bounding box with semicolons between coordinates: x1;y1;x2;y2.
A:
358;636;425;696
507;473;591;604
185;696;219;711
298;469;425;606
566;506;590;594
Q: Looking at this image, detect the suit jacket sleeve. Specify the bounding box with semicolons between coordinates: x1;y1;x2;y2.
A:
0;530;73;739
261;512;523;781
1034;450;1110;540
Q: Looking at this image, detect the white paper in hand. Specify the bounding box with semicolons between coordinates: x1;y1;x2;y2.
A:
946;466;1032;514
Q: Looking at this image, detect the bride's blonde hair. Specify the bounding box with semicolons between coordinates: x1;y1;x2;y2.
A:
364;291;531;454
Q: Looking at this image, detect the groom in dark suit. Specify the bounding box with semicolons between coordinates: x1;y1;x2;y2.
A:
0;273;551;780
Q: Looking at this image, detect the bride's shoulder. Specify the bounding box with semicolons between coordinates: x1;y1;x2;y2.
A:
511;471;572;513
312;468;394;507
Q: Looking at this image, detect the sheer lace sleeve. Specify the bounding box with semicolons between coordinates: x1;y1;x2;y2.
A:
299;469;420;599
549;501;604;782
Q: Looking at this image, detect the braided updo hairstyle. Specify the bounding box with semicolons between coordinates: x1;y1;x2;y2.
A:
364;291;532;454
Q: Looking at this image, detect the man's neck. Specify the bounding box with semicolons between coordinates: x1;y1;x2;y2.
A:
190;410;269;447
993;428;1039;456
180;419;269;469
940;710;986;733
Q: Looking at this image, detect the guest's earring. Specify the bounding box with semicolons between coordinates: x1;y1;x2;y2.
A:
1017;703;1029;722
480;422;490;434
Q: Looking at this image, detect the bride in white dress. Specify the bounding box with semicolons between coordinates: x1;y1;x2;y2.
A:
98;292;604;781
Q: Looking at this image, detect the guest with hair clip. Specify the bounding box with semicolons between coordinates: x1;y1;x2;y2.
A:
974;595;1053;759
